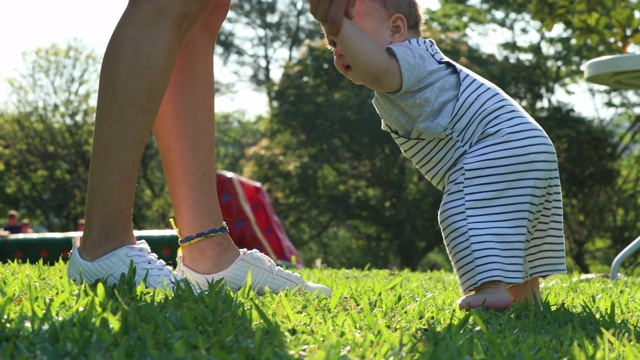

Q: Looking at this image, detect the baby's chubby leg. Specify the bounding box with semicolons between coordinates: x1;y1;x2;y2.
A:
457;281;512;311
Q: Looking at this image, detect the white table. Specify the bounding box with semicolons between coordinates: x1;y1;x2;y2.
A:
584;53;640;279
585;54;640;89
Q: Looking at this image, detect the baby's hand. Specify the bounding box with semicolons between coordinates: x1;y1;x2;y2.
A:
309;0;355;38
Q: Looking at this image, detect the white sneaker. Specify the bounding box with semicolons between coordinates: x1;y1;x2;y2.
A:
176;249;332;297
67;240;186;291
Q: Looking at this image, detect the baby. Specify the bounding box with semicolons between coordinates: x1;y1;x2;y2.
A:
310;0;567;310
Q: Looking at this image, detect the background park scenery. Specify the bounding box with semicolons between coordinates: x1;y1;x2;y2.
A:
1;1;640;359
1;0;640;274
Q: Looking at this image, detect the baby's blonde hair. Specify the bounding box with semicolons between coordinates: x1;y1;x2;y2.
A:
363;0;423;37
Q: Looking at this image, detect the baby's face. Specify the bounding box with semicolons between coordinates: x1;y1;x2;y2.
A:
330;2;393;84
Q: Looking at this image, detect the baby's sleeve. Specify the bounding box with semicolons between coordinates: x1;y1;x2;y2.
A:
385;41;434;95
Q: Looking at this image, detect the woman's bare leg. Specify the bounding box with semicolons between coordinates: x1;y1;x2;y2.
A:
153;0;240;274
73;0;330;295
79;0;218;260
152;2;331;298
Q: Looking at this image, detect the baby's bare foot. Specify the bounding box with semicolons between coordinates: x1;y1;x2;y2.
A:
508;278;542;307
457;281;512;311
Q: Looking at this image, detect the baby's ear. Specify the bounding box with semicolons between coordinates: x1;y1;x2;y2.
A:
388;14;408;42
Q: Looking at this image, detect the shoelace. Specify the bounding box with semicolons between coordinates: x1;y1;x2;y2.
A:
128;243;180;281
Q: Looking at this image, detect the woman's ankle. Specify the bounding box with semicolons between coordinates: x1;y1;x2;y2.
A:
179;235;240;274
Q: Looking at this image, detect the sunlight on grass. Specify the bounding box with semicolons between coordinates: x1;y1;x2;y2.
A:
1;260;639;358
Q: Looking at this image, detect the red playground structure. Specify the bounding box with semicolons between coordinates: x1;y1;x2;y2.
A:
216;170;303;268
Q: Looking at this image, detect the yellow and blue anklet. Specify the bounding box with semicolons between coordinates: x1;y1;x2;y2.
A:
170;218;229;247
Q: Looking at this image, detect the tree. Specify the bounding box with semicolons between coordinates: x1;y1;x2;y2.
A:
536;108;620;272
217;0;322;99
0;40;98;231
526;0;640;54
0;40;194;232
215;111;266;174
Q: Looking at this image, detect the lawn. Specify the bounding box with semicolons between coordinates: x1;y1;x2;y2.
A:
1;260;639;359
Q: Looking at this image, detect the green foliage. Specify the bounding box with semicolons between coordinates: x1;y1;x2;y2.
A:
0;37;268;231
132;136;173;230
526;0;640;53
0;41;178;232
2;262;640;358
536;107;620;272
218;0;322;93
0;40;99;231
443;0;640;54
215;112;266;174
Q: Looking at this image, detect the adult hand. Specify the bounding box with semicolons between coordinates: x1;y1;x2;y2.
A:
309;0;356;38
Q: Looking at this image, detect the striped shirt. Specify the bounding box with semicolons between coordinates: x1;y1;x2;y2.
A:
373;38;567;292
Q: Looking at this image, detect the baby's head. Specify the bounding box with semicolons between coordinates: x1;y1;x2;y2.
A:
324;0;422;54
325;0;423;85
360;0;423;39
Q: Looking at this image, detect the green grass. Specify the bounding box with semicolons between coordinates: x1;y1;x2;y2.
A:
1;261;639;359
